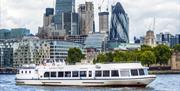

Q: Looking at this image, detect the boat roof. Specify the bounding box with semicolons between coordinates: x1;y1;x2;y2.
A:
37;63;147;71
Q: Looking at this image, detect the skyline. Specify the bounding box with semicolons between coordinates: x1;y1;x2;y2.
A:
0;0;179;42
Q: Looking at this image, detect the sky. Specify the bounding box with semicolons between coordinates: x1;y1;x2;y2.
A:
0;0;180;42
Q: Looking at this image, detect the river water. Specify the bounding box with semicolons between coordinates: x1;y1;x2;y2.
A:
0;74;180;91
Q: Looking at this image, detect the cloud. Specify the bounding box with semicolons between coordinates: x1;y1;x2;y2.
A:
0;0;179;42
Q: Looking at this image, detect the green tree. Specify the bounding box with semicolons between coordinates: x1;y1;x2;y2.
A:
113;51;126;62
154;45;172;65
96;53;106;63
140;51;156;67
173;44;180;52
126;51;138;62
141;45;153;51
67;48;83;64
105;52;114;63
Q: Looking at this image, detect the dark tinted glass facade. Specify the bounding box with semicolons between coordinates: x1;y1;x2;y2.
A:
109;2;129;43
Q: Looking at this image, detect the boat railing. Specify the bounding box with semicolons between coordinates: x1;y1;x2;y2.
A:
43;59;66;66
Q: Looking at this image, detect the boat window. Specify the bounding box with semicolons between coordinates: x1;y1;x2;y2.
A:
25;71;27;74
131;69;138;76
89;71;92;77
103;70;110;77
72;71;79;77
80;71;86;77
29;71;31;74
139;69;145;75
51;72;56;77
111;70;119;77
44;72;50;77
65;71;71;77
21;71;23;74
58;72;64;77
120;69;130;77
95;71;102;77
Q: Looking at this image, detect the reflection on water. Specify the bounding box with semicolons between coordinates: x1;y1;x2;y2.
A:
0;74;180;91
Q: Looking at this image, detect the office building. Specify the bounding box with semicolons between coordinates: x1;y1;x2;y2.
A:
10;28;30;39
0;48;13;68
84;33;107;52
66;35;88;44
99;12;109;34
49;41;84;60
43;8;54;27
54;0;75;30
156;32;179;47
78;2;94;35
0;29;10;39
13;37;50;67
109;2;129;43
63;12;79;35
144;30;156;47
0;28;30;39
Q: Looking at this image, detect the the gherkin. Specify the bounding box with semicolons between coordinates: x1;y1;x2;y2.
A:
109;2;129;43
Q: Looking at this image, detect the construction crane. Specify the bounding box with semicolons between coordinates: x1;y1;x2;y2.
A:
98;0;109;12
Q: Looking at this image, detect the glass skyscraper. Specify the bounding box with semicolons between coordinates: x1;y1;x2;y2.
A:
109;2;129;43
55;0;75;15
54;0;75;30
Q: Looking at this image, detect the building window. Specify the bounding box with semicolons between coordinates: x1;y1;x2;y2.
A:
65;71;71;77
95;71;102;77
103;70;110;77
51;72;56;77
139;69;145;75
131;69;138;76
111;70;119;77
80;71;86;77
58;72;64;77
44;72;50;77
120;69;130;77
72;71;79;77
89;71;92;77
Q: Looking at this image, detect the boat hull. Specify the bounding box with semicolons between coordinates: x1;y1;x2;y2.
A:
16;77;156;87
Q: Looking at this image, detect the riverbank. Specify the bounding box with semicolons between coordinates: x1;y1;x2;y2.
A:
149;70;180;74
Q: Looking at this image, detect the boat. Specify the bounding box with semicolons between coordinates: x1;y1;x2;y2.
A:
15;59;156;87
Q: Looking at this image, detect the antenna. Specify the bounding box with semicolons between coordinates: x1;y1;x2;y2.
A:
153;17;156;31
53;0;55;9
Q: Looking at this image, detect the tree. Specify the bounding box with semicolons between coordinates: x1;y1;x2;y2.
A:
67;48;84;64
140;51;156;67
105;52;114;63
113;51;126;62
126;51;138;62
154;45;172;65
141;45;153;51
96;53;106;63
173;44;180;52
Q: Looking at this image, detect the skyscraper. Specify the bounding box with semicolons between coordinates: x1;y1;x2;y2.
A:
54;0;75;30
43;8;54;27
99;12;109;34
109;2;129;43
55;0;75;15
63;12;79;35
78;2;94;35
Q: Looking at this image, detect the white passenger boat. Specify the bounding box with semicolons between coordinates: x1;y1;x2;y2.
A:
15;59;156;87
